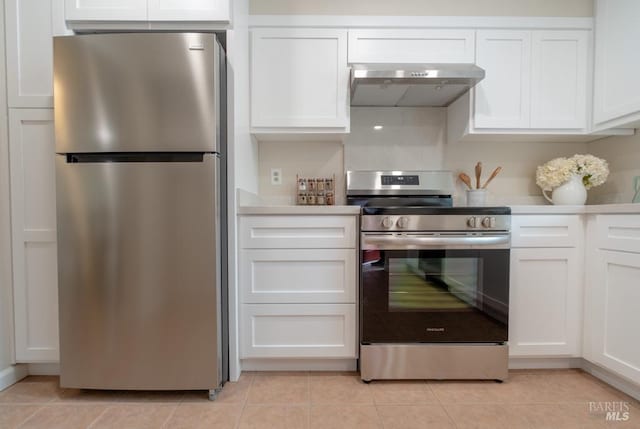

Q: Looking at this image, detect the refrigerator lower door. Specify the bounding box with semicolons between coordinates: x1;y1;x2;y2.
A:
56;153;220;390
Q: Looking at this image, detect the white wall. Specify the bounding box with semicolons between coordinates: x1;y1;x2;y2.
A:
257;108;590;205
258;141;344;204
588;133;640;204
250;0;593;17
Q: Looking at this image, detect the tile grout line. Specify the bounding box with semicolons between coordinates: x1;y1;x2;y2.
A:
85;403;112;429
429;381;461;429
13;403;46;429
159;400;181;429
235;372;255;429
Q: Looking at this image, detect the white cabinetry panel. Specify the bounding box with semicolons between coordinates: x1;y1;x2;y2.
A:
148;0;229;22
474;30;531;129
590;250;640;384
65;0;148;21
240;249;356;303
531;31;588;129
5;0;56;107
509;248;582;357
250;28;349;131
240;216;356;249
596;215;640;253
593;0;640;128
348;29;475;64
511;215;582;248
241;304;356;358
9;109;59;362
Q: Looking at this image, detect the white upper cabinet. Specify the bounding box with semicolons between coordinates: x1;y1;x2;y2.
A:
348;29;475;64
250;28;349;134
65;0;230;26
148;0;229;22
593;0;640;129
448;28;593;142
474;30;531;129
5;0;69;108
65;0;148;21
530;31;588;129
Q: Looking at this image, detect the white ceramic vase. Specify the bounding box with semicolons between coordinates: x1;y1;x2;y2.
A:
543;174;587;205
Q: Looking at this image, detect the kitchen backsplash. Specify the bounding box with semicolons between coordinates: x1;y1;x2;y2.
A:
256;107;637;206
588;132;640;204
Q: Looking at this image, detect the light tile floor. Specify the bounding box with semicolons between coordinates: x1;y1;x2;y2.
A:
0;370;639;428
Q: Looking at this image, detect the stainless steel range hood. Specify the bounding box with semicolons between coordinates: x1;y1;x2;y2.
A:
350;63;485;107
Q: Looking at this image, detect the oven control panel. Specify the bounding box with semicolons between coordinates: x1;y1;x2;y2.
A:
364;214;511;232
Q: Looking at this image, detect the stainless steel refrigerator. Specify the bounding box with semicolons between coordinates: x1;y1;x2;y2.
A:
53;33;227;397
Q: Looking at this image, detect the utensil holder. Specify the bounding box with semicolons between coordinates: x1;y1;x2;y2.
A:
466;189;487;207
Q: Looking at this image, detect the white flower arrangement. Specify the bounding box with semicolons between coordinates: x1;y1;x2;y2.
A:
536;154;609;191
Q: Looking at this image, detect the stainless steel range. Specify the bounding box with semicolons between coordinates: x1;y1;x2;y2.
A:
347;171;511;382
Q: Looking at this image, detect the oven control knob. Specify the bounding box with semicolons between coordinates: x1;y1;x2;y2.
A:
482;217;496;228
381;217;393;228
467;217;479;228
396;217;410;229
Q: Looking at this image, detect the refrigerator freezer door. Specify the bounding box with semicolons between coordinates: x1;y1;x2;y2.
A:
56;154;220;390
54;33;219;154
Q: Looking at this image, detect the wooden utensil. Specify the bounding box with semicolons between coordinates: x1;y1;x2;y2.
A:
482;166;502;189
475;162;482;189
458;173;473;190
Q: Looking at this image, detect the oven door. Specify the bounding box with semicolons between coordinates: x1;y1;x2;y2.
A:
360;233;510;344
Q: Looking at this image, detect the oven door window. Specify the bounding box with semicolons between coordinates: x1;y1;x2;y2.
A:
389;257;480;312
361;249;509;343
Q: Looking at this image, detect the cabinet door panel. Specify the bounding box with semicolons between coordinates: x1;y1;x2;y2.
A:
348;29;475;64
593;0;640;125
241;304;356;358
251;29;349;128
590;250;640;384
475;30;531;129
5;0;54;107
531;31;588;129
240;249;356;304
148;0;229;22
240;216;356;249
509;248;582;357
65;0;147;21
9;109;59;362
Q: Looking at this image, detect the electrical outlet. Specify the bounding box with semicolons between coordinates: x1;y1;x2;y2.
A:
270;168;282;185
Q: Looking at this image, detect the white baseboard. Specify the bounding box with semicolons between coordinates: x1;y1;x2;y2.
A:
581;360;640;401
509;357;583;369
0;364;28;391
241;359;357;372
27;363;60;376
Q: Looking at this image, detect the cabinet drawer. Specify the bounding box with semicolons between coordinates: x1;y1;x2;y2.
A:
511;215;582;248
348;29;475;64
240;249;356;304
596;215;640;253
239;216;356;249
240;304;356;358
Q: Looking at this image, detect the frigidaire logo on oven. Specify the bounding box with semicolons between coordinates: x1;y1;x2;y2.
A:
427;327;445;332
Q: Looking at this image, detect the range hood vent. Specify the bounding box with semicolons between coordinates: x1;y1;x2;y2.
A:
350;63;485;107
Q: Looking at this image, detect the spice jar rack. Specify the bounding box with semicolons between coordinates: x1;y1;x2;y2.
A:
296;175;335;205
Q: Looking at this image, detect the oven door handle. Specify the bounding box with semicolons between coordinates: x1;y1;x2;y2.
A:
361;233;510;250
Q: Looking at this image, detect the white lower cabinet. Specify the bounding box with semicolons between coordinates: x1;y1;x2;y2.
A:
508;214;583;357
9;109;59;362
584;214;640;385
239;215;358;361
509;247;582;356
241;304;356;358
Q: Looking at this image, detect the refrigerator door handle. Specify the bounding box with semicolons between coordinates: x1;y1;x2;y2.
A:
64;153;215;163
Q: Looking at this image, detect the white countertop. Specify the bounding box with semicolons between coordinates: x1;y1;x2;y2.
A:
237;204;361;215
510;203;640;214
